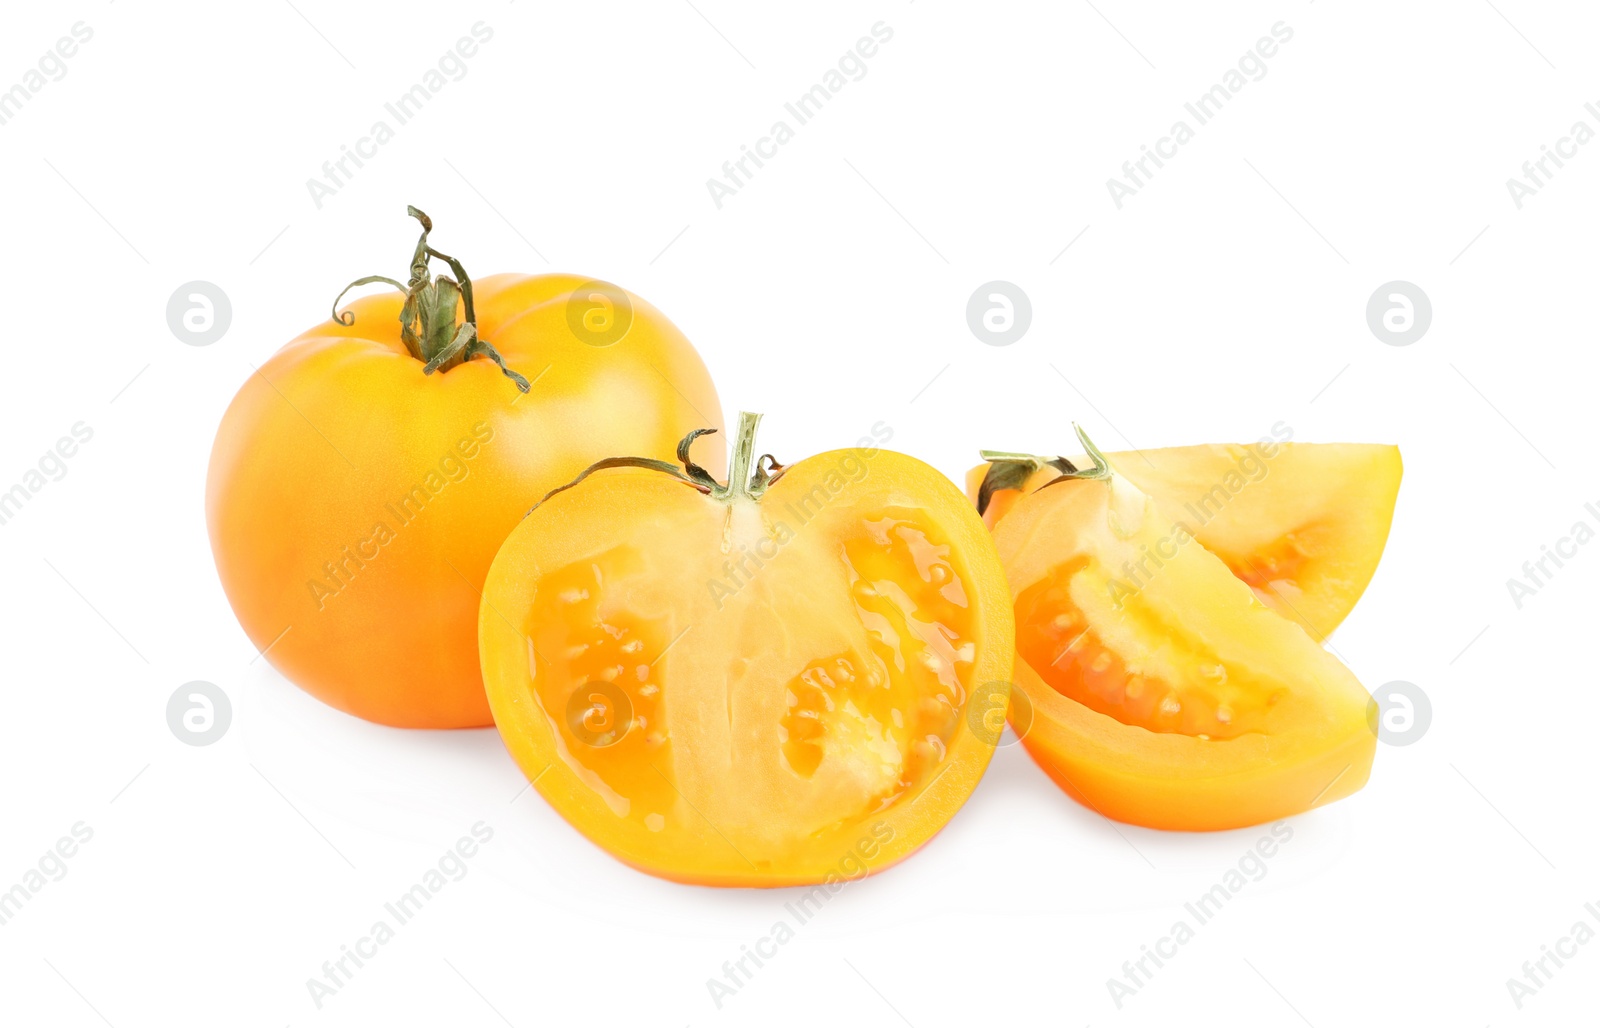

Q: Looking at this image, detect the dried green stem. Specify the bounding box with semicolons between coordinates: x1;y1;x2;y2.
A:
330;206;529;392
975;423;1112;514
526;411;787;517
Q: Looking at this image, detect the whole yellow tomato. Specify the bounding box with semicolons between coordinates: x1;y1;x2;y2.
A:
207;209;723;728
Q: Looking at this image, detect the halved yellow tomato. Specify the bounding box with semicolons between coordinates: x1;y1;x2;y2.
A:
969;436;1401;640
987;430;1377;830
480;414;1015;885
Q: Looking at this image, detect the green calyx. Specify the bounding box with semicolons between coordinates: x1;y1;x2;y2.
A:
330;206;529;392
976;422;1112;515
526;411;788;516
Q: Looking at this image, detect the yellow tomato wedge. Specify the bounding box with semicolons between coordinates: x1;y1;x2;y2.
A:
989;431;1377;830
480;415;1014;885
969;439;1401;639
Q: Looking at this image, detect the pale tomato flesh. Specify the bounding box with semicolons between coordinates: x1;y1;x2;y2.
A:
481;444;1014;884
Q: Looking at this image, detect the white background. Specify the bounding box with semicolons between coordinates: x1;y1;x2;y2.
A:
1;1;1596;1025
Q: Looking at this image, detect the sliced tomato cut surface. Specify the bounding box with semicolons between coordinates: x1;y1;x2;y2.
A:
989;446;1377;831
969;441;1401;639
481;415;1014;885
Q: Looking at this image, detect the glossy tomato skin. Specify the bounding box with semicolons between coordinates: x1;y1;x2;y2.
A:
479;440;1014;886
207;274;723;728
